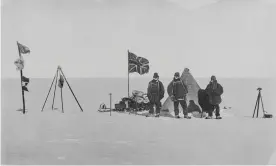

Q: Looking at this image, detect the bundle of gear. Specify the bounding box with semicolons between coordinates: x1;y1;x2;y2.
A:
114;90;150;112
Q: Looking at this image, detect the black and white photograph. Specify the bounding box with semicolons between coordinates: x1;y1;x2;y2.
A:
1;0;276;165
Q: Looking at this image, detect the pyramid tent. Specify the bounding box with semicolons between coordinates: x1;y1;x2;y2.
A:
161;68;202;116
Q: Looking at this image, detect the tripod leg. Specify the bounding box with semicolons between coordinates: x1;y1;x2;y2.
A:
260;94;265;115
41;70;58;112
51;70;59;110
257;94;260;118
253;93;259;118
59;69;84;112
61;87;64;113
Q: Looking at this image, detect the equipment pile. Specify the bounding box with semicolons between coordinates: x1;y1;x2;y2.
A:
114;90;150;112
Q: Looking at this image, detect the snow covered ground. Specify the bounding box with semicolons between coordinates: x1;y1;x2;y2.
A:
1;78;276;164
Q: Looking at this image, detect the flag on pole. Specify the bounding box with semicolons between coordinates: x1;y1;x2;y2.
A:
15;41;31;114
22;85;29;92
22;76;30;85
14;56;25;70
17;42;30;54
128;51;149;75
22;76;30;92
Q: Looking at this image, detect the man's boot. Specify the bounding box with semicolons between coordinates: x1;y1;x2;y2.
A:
216;116;222;119
184;115;191;119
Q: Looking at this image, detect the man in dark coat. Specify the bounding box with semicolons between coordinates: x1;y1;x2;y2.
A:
147;73;165;117
168;72;191;119
198;89;213;118
205;75;223;119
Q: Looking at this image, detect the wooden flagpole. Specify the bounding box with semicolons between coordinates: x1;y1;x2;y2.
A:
109;93;112;116
128;50;129;98
16;41;26;114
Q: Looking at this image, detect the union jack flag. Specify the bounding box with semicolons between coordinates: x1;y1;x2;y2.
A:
128;51;149;75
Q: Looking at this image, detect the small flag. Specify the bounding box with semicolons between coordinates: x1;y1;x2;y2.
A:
128;51;149;75
58;75;64;88
17;42;30;54
22;76;30;92
14;56;25;70
22;85;29;92
22;76;30;85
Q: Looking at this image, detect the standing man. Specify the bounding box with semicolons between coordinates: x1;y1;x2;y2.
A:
168;72;191;119
147;72;165;117
198;89;213;118
205;75;223;119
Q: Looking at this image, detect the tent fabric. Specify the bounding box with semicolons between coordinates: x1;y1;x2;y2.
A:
161;68;201;116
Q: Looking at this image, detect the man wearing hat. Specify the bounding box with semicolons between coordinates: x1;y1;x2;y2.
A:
205;75;223;119
168;72;191;119
147;72;165;117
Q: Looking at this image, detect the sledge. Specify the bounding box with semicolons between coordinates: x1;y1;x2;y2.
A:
99;102;208;119
134;110;207;119
98;103;111;112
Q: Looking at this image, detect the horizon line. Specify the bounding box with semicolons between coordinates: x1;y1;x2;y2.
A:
1;76;276;79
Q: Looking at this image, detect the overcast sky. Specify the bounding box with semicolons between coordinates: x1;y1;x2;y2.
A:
1;0;276;78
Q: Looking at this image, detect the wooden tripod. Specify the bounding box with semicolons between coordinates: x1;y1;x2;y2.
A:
41;66;83;113
252;87;265;118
